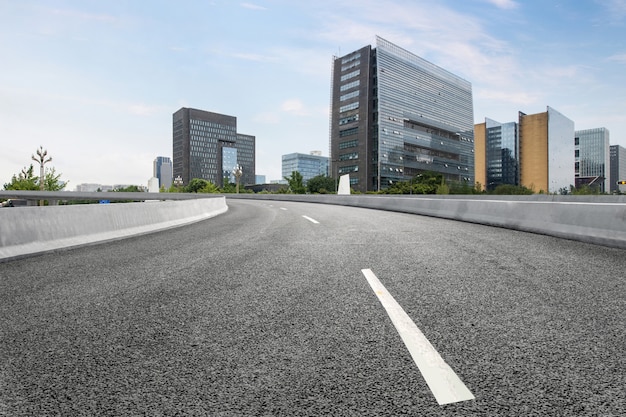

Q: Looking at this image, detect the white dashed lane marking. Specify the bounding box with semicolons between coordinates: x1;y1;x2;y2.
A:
361;268;475;405
302;215;319;224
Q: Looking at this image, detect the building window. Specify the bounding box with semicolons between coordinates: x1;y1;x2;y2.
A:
339;139;358;149
339;114;359;125
341;52;361;64
340;91;360;101
341;61;360;71
339;127;359;137
339;152;358;161
340;70;360;82
340;102;359;113
338;165;359;174
340;80;360;92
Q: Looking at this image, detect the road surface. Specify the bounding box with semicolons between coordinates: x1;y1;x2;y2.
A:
1;199;624;416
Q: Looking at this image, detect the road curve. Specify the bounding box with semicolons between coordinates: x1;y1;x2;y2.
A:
1;200;624;416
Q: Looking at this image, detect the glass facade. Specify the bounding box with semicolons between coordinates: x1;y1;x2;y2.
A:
330;37;474;192
282;153;329;184
236;133;256;186
153;156;173;189
485;119;519;190
575;127;610;192
547;107;575;193
610;144;626;193
222;147;238;183
189;117;235;184
172;108;255;187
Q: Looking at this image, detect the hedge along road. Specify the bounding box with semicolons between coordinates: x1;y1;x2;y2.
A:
0;199;624;416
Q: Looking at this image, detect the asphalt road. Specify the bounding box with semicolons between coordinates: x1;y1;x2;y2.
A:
1;199;624;416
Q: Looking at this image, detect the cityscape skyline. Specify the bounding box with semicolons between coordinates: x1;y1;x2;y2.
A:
1;1;625;188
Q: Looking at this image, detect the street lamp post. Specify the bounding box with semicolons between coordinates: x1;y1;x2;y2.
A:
173;176;183;190
32;146;51;206
233;164;243;194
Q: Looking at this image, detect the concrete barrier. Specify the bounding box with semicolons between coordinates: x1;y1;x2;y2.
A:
0;197;227;261
227;194;626;249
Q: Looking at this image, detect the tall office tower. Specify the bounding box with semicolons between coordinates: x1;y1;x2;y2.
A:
575;128;610;192
329;36;474;193
474;118;520;191
172;108;255;187
153;156;173;189
610;145;626;193
519;107;574;193
236;133;256;186
282;152;329;184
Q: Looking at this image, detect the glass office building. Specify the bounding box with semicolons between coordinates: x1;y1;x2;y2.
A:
610;144;626;193
330;36;474;192
236;133;256;186
153;156;173;189
575;128;610;192
282;152;329;184
484;119;519;190
173;108;255;187
475;107;574;193
545;107;575;193
222;147;238;184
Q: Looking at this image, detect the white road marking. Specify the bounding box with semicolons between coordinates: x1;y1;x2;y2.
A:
280;207;288;211
302;215;319;224
361;268;475;405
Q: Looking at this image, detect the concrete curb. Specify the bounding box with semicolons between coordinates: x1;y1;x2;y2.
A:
0;197;227;261
227;194;626;249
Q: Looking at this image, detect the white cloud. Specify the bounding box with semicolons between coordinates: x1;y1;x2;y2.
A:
484;0;519;10
475;90;540;107
231;52;275;62
49;8;120;23
608;53;626;63
281;99;309;116
240;3;267;11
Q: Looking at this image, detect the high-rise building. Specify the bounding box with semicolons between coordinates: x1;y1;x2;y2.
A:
329;36;474;193
519;107;574;193
474;118;519;191
282;152;329;184
575;128;610;192
610;144;626;193
475;107;574;193
153;156;173;189
172;108;255;187
236;133;256;186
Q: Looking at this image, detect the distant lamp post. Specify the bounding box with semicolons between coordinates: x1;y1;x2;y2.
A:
32;146;52;206
233;164;243;194
173;175;183;190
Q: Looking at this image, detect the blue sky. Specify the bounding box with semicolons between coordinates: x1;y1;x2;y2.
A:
1;0;625;188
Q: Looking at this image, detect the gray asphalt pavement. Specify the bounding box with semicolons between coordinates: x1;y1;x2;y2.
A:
1;199;624;416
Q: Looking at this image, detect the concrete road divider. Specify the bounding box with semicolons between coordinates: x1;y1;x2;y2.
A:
0;197;227;261
227;194;626;249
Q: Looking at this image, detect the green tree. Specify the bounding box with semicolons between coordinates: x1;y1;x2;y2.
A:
436;177;450;195
284;171;306;194
43;167;67;191
185;178;219;193
570;184;602;195
385;171;444;194
490;184;534;195
221;181;237;194
449;180;483;195
307;175;336;194
114;185;143;192
3;164;39;190
3;147;67;193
